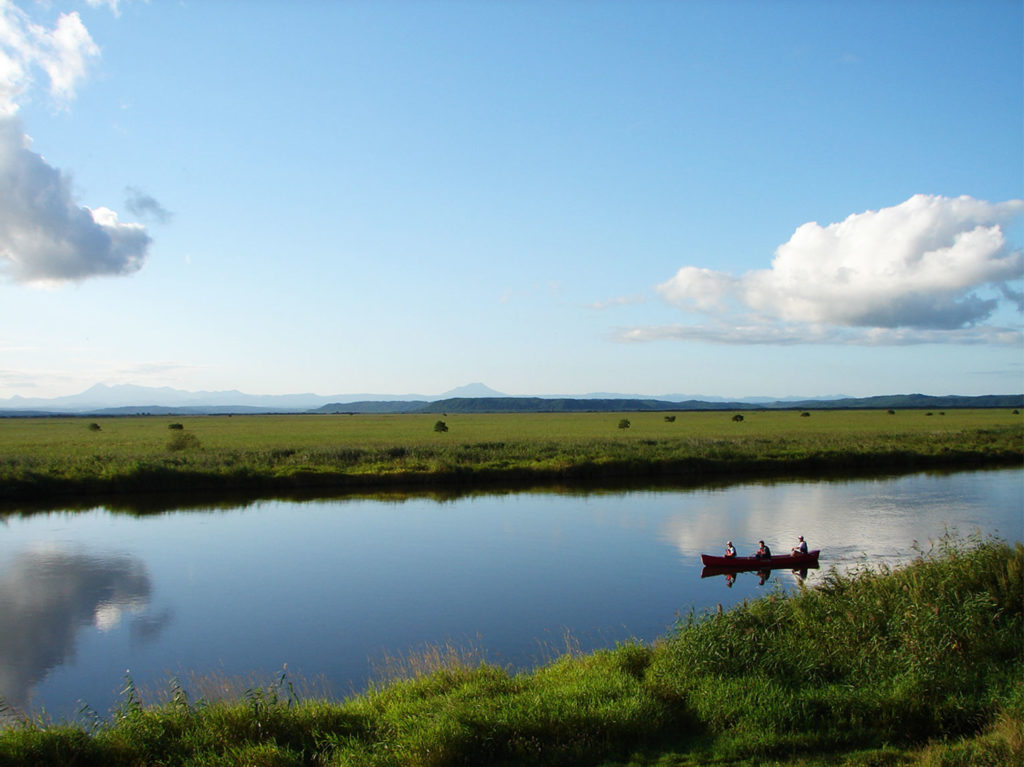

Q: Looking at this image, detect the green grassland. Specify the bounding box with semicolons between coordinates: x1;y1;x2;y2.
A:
1;409;1021;501
2;536;1020;766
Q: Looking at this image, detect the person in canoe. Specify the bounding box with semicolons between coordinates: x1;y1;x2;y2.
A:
755;540;772;559
725;541;737;558
792;535;808;555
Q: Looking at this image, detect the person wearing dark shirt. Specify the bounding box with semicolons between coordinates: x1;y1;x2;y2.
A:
755;540;772;559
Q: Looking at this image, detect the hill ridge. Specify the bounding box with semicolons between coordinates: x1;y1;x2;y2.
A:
313;393;1023;415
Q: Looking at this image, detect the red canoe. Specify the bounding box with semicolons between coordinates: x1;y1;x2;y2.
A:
700;550;820;568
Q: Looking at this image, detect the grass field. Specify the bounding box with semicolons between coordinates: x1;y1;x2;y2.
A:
2;408;1021;450
1;409;1021;501
2;535;1020;766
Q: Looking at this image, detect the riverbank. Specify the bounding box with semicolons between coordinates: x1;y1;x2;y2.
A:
1;536;1020;766
1;410;1021;501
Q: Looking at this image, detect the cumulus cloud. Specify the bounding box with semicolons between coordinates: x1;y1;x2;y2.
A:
0;117;150;282
645;195;1024;345
0;1;99;115
0;2;151;284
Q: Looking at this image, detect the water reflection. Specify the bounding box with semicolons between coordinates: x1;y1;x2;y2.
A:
2;468;981;518
701;565;818;588
0;548;158;710
658;472;1015;574
0;468;1018;721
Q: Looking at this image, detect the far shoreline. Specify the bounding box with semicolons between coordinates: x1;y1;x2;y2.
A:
1;409;1020;506
2;443;1021;508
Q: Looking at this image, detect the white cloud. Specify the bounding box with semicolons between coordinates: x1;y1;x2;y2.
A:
0;1;99;115
40;10;99;105
646;195;1024;345
0;4;151;284
615;322;1022;346
657;266;738;313
85;0;124;19
0;117;151;283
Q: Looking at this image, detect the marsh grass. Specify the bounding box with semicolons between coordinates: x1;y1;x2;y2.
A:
134;669;335;711
0;411;1020;501
369;638;491;686
1;536;1019;767
646;535;1023;753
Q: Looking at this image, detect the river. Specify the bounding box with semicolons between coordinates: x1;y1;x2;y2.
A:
1;467;1020;721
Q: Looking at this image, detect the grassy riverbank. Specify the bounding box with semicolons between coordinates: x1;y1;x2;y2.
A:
1;409;1021;500
1;536;1020;766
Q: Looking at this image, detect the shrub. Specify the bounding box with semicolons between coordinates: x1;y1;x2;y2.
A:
618;419;631;430
88;422;102;432
732;414;744;422
664;415;676;422
800;412;810;417
433;420;448;433
168;423;184;430
167;432;201;451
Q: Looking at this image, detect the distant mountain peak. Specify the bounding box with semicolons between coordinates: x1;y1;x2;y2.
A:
439;382;508;398
1;382;1017;416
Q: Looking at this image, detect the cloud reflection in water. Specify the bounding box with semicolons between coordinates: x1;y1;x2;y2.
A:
658;474;1012;579
0;547;158;711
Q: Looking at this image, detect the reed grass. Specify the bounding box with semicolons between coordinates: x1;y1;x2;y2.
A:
1;535;1019;766
0;410;1020;501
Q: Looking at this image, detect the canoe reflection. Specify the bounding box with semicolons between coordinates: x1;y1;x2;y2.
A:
701;562;819;586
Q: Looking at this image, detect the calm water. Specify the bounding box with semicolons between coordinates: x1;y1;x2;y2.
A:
1;468;1020;720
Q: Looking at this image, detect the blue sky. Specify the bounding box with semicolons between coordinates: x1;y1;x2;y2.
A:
0;0;1021;399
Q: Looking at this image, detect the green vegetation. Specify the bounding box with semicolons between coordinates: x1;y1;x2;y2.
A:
0;409;1020;501
2;536;1020;766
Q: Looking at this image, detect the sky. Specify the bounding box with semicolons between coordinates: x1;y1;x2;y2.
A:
0;0;1021;400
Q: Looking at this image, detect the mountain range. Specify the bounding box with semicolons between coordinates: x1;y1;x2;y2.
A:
0;383;1019;416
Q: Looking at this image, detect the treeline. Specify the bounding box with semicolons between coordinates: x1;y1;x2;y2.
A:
317;393;1024;415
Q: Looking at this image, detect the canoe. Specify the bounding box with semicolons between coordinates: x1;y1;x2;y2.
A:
700;550;819;569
